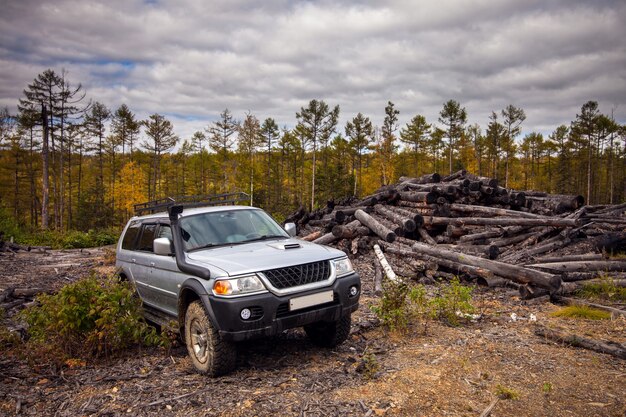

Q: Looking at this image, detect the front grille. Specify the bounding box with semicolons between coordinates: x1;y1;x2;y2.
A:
262;260;331;289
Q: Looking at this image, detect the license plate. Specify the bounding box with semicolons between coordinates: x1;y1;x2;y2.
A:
289;290;334;311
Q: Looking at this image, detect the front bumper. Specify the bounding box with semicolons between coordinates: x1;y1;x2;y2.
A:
208;272;360;342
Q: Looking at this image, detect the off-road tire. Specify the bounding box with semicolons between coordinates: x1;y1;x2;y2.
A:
304;314;351;348
184;300;236;376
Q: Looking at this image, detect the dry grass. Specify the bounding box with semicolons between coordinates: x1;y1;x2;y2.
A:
550;305;611;320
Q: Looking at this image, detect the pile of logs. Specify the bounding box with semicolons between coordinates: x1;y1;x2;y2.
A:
290;170;626;301
0;287;46;312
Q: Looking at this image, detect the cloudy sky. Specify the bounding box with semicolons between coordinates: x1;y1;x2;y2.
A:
1;0;625;140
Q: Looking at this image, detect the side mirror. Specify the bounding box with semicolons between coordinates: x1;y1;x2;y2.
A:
154;237;174;256
284;222;297;237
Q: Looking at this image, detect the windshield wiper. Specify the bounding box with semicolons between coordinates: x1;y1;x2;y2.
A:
243;234;287;243
188;242;229;252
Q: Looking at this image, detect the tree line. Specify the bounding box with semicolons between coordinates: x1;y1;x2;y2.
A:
0;69;624;232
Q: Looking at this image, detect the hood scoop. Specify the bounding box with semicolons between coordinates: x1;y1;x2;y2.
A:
267;242;302;250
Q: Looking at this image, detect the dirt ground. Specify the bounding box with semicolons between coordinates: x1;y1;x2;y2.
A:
0;248;625;417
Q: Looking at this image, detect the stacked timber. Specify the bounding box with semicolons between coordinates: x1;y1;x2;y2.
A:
290;170;626;300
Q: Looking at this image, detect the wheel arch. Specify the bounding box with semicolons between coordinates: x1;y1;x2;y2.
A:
178;278;218;332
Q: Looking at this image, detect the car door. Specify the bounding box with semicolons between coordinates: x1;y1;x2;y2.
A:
131;222;161;307
149;223;187;316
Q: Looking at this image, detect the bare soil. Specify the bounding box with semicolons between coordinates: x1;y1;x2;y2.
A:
1;248;624;416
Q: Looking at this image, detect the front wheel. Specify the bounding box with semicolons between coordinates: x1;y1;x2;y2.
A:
184;300;236;376
304;314;351;348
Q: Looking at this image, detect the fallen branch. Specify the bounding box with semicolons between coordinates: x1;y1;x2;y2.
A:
535;326;626;360
479;398;500;417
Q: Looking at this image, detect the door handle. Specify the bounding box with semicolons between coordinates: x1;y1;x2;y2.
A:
131;258;136;263
150;262;155;267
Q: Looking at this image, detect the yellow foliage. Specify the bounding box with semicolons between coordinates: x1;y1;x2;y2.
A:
111;161;147;215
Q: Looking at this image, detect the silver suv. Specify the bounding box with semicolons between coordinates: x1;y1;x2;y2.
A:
116;201;360;376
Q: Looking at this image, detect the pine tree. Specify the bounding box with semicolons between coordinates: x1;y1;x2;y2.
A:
438;100;467;175
399;114;431;177
296;100;340;210
207;109;239;192
238;113;262;205
345;113;374;196
142;114;179;199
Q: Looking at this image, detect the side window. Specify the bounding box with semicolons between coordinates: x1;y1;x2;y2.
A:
137;224;157;252
157;224;172;241
122;222;141;250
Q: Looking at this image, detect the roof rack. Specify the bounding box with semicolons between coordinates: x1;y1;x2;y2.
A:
133;192;250;216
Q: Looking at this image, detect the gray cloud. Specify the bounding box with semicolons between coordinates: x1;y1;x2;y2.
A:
1;0;625;141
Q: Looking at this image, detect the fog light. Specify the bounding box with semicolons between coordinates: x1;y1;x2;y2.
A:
349;286;359;297
240;308;252;320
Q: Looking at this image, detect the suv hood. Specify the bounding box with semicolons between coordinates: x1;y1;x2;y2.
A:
186;238;345;277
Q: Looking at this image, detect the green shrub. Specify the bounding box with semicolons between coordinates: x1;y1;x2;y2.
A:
17;228;120;249
577;277;626;303
20;274;163;365
372;277;475;331
429;277;475;326
0;207;24;242
495;384;520;400
371;279;412;331
361;352;380;380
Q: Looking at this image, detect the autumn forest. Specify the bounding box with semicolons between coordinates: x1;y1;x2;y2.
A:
0;69;624;233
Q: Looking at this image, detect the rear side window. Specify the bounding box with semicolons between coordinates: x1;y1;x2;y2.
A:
122;222;141;250
137;224;157;252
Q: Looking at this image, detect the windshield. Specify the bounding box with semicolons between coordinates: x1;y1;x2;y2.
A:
179;208;289;251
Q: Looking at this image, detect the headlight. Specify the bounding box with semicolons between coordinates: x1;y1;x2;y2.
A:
212;275;266;296
333;257;354;277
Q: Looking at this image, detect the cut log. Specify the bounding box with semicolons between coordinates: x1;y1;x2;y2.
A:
12;288;48;298
0;287;15;303
374;204;416;232
331;223;370;239
354;209;396;243
373;244;398;283
385;206;424;227
311;232;339;245
464;174;498;188
380;242;495;281
561;271;626;282
371;214;404;237
285;205;307;224
399;173;441;184
356;196;379;207
535;326;626;359
489;229;543;248
530;253;605;264
448;203;546;219
588;232;626;253
421;216;580;228
374;259;383;296
0;299;26;310
476;277;519;289
301;231;322;241
442;169;466;182
411;241;561;289
458;227;526;243
416;227;437;245
398;191;439;204
526;260;626;273
439;244;500;260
